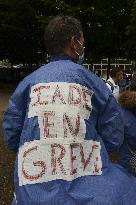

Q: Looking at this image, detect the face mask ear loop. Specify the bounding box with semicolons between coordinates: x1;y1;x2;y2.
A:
77;40;83;47
77;40;85;50
74;50;80;56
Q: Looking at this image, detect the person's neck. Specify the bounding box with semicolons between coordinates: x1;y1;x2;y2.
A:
112;77;118;85
49;53;77;63
63;48;78;61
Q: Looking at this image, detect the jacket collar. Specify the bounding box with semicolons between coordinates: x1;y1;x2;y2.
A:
49;53;77;63
108;77;118;87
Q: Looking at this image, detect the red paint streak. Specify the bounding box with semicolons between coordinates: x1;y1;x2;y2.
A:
43;111;57;138
22;146;46;181
51;144;66;175
68;85;81;105
82;89;93;111
80;144;92;171
70;143;79;175
32;85;50;106
63;113;80;139
52;85;66;104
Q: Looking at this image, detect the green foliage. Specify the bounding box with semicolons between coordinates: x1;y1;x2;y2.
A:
0;0;135;65
0;0;46;65
125;0;136;60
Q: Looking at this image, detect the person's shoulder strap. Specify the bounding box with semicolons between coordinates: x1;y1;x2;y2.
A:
106;81;114;93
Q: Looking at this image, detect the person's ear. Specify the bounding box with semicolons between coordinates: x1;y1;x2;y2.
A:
70;36;77;50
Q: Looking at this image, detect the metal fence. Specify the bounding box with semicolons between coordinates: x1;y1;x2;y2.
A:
84;60;134;79
0;60;134;82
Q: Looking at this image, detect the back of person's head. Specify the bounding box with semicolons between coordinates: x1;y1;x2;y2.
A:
110;68;122;78
44;15;83;56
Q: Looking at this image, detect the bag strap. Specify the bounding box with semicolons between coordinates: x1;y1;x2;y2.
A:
106;81;114;93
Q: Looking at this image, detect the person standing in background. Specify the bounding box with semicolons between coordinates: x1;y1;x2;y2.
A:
106;68;123;99
118;77;136;176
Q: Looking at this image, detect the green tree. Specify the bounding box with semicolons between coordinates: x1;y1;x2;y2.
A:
63;0;131;77
0;0;47;66
0;0;133;72
125;0;136;66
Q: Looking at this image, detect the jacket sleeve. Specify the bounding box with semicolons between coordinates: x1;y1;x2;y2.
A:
124;110;136;149
3;81;28;152
97;94;124;153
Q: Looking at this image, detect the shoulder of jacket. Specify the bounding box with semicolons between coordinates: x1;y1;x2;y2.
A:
106;81;114;92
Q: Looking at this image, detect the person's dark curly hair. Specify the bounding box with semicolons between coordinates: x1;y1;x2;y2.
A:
44;15;82;56
110;67;122;78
